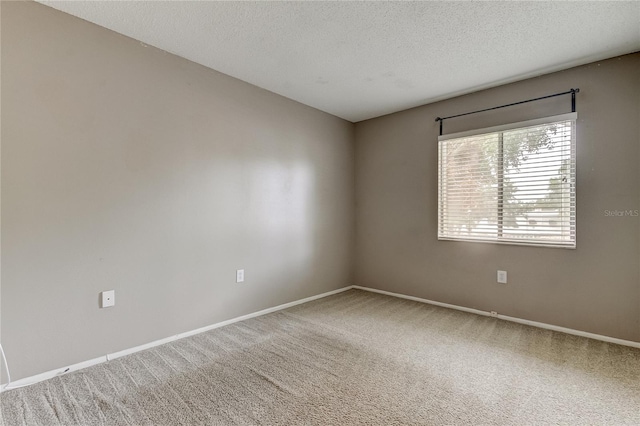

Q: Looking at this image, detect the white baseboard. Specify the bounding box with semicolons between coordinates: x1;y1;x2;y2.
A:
4;283;638;392
106;285;354;361
352;286;640;349
1;285;354;392
1;356;107;392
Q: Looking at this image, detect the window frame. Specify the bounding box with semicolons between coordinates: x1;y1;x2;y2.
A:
437;113;577;249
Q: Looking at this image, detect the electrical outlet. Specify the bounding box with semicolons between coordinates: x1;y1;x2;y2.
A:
490;311;498;317
497;270;507;284
236;269;245;283
100;290;115;308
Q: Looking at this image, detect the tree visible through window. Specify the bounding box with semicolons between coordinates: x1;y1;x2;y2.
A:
438;114;576;248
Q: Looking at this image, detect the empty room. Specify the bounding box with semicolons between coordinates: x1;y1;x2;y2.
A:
1;1;639;425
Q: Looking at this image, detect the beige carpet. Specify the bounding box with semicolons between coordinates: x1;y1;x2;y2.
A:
1;289;639;425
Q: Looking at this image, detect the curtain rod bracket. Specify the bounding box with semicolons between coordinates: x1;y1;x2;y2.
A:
435;117;443;134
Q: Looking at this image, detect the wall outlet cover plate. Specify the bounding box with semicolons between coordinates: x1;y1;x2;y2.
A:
100;290;115;308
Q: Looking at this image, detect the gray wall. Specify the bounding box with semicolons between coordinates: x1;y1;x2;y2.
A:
355;53;640;343
1;2;354;380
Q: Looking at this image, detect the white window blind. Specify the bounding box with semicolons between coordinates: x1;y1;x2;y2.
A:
438;113;576;248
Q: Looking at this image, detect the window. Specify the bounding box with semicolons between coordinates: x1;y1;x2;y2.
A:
438;113;576;248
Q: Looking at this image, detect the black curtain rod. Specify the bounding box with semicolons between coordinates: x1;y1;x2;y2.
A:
435;88;579;136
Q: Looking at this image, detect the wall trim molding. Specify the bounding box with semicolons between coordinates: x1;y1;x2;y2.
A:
352;286;640;349
1;285;355;392
4;283;639;392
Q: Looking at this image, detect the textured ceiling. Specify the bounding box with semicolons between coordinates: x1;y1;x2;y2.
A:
38;1;640;122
